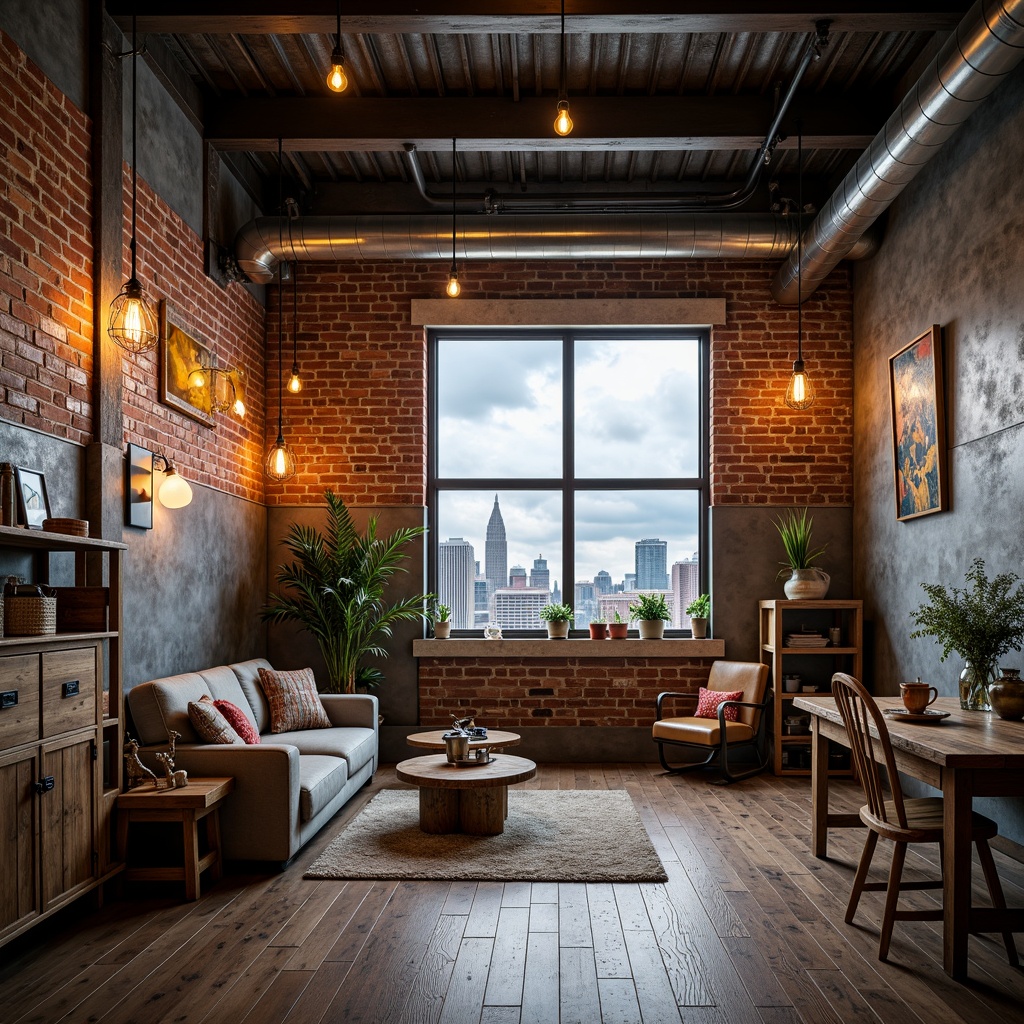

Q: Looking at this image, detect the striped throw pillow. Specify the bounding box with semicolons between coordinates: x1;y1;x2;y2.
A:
257;667;332;733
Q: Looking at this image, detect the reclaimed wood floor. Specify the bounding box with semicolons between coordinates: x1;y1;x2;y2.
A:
3;764;1024;1024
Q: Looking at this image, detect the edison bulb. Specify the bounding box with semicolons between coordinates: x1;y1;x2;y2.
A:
287;368;302;393
232;397;246;418
326;54;348;93
554;100;573;137
123;298;144;347
446;269;461;298
784;360;814;410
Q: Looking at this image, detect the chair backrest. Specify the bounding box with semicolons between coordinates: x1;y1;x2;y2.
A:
708;660;769;728
831;672;908;829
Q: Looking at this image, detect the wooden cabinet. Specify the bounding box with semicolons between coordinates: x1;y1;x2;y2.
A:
759;599;863;777
0;525;125;945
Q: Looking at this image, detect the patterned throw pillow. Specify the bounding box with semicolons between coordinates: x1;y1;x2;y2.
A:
257;666;332;733
188;694;243;744
694;687;744;722
213;698;261;744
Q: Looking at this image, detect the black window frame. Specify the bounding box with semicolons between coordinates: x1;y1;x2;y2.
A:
427;326;710;636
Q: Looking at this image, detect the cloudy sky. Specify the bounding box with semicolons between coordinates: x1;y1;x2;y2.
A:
436;334;702;585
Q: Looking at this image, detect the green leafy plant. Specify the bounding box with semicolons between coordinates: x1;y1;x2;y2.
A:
685;593;710;619
909;559;1024;680
591;613;607;624
430;601;451;623
773;507;827;579
540;603;574;622
613;609;623;623
629;592;671;621
261;490;435;693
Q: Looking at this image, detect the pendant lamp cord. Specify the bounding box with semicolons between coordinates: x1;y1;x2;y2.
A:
559;0;566;99
129;14;138;282
451;136;457;265
276;138;285;443
336;0;342;51
292;260;298;367
796;124;803;364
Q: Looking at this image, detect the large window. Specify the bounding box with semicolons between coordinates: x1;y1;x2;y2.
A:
428;328;709;634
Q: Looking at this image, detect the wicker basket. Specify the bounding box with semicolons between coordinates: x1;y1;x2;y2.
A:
43;517;89;537
4;594;57;636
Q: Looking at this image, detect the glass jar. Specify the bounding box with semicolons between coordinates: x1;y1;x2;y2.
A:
958;660;993;712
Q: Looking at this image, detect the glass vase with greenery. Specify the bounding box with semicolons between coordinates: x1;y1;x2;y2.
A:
262;490;434;693
909;558;1024;711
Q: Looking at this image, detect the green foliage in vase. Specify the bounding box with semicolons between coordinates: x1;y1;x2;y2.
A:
629;592;671;621
772;507;827;578
685;593;710;618
540;603;574;622
261;490;434;693
909;558;1024;679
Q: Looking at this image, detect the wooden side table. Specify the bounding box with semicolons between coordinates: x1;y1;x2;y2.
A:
116;777;234;901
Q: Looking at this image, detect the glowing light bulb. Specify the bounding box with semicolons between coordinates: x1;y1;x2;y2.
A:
123;298;143;347
157;467;193;509
274;447;286;475
784;360;814;410
446;268;461;298
188;366;207;389
554;100;573;137
232;396;246;418
287;368;302;393
326;49;348;93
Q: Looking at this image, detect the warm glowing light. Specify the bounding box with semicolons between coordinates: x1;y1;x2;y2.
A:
123;299;143;345
446;268;461;298
232;396;246;418
554;100;573;137
188;366;206;389
158;467;193;509
264;437;297;482
326;51;348;92
287;368;302;393
785;360;814;410
108;279;158;353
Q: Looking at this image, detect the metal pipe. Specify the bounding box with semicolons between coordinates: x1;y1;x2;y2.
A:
773;0;1024;304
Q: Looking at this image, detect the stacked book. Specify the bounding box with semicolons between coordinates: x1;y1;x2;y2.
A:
785;631;830;648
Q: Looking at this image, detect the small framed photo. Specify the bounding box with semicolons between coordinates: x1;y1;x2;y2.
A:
160;300;214;426
14;466;51;529
126;443;154;529
889;324;947;521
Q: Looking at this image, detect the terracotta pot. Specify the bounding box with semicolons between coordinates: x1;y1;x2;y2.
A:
989;667;1024;720
783;567;830;600
588;622;608;639
608;622;628;639
637;619;665;640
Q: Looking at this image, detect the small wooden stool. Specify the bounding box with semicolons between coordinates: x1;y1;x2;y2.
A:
117;777;234;900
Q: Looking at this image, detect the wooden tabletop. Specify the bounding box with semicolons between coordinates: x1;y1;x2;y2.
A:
405;729;521;751
117;777;234;809
396;754;536;789
793;695;1024;767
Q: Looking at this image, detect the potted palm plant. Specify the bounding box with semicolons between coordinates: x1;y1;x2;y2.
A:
773;507;830;599
629;592;671;639
686;593;710;638
910;558;1024;712
262;490;434;693
540;602;573;639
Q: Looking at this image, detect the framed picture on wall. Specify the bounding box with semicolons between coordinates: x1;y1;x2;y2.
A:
126;443;154;529
889;324;947;522
160;301;214;426
14;466;51;529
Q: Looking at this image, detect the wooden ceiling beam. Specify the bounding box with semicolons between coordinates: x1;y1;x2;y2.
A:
106;2;965;36
204;94;880;151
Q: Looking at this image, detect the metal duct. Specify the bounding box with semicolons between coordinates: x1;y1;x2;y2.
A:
234;213;881;284
773;0;1024;304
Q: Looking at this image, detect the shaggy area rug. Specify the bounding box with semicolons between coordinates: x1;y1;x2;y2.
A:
304;789;667;882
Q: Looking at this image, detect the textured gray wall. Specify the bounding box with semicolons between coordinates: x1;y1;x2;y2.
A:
265;504;428;726
853;62;1024;832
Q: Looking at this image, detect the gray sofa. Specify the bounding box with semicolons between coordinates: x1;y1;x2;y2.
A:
127;657;378;864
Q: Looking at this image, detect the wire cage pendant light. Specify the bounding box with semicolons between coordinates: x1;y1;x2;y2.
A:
107;14;159;354
785;127;814;411
326;0;348;92
553;0;573;136
446;137;461;297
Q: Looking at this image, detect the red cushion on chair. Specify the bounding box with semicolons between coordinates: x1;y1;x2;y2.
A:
695;687;744;722
213;699;261;744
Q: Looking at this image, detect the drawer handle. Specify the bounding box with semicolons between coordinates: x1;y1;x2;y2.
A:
34;776;55;794
61;679;80;698
0;689;17;710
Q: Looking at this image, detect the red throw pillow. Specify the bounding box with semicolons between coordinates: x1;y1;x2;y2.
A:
214;699;261;745
695;687;744;722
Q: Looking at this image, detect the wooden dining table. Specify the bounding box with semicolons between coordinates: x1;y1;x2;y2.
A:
794;694;1024;979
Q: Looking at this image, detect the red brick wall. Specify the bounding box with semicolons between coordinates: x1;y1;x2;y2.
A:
418;656;716;728
0;30;94;442
271;260;854;508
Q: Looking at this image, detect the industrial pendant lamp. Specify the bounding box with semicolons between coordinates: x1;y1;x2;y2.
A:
326;0;348;93
107;15;159;354
553;0;573;136
265;141;297;482
287;261;302;392
446;137;461;297
785;127;814;410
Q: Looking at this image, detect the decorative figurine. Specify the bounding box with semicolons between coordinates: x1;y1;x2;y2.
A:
123;737;158;788
154;729;188;788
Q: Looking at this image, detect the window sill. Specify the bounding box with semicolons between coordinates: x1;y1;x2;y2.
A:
412;638;725;659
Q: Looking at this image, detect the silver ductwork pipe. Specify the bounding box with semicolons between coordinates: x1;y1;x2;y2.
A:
773;0;1024;304
235;213;881;284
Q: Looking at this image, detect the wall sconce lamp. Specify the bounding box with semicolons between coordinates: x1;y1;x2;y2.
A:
186;358;246;419
553;0;573;136
126;445;192;528
784;126;814;410
154;454;193;508
326;0;348;93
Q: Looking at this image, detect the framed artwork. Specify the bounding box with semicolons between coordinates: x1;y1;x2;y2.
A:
14;466;51;529
889;324;947;522
126;443;154;529
160;301;214;426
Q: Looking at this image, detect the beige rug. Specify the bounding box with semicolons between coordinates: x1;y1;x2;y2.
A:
305;789;667;882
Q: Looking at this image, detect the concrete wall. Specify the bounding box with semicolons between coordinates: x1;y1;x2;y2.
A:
853;62;1024;833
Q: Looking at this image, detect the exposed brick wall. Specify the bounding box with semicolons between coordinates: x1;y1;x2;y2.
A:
273;259;854;508
418;656;716;728
0;30;94;442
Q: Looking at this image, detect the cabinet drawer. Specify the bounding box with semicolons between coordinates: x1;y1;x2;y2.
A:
0;654;40;749
42;649;96;738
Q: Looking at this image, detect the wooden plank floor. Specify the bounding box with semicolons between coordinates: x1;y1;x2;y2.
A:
4;764;1024;1024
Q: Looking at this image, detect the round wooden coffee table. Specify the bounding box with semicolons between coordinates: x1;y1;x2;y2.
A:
405;729;521;761
396;753;536;835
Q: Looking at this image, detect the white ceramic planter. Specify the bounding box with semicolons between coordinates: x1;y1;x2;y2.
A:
546;620;571;639
637;619;665;639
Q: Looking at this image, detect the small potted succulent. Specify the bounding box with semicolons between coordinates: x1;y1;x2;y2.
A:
629;592;671;639
588;614;607;640
686;593;710;638
431;602;452;639
608;609;628;639
540;602;574;639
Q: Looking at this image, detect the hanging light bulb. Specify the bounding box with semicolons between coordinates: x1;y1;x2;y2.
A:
326;0;348;93
785;360;814;409
553;100;573;137
287;367;302;393
446;264;461;298
265;215;297;482
108;15;158;354
445;137;461;297
287;260;302;392
784;125;814;411
553;0;573;137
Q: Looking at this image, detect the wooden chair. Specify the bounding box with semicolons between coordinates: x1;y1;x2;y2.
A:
831;671;1018;964
653;660;771;783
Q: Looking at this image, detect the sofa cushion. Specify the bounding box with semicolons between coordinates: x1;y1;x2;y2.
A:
213;699;261;744
188;695;242;744
272;726;377;774
258;666;332;733
299;755;349;822
129;673;209;745
230;658;273;733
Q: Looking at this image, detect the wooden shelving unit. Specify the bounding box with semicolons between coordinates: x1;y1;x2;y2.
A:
759;599;863;777
0;524;125;946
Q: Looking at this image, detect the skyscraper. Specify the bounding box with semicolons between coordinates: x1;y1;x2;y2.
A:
635;538;669;590
593;570;612;594
672;555;700;628
438;537;476;629
484;494;507;603
509;565;527;588
529;554;550;592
